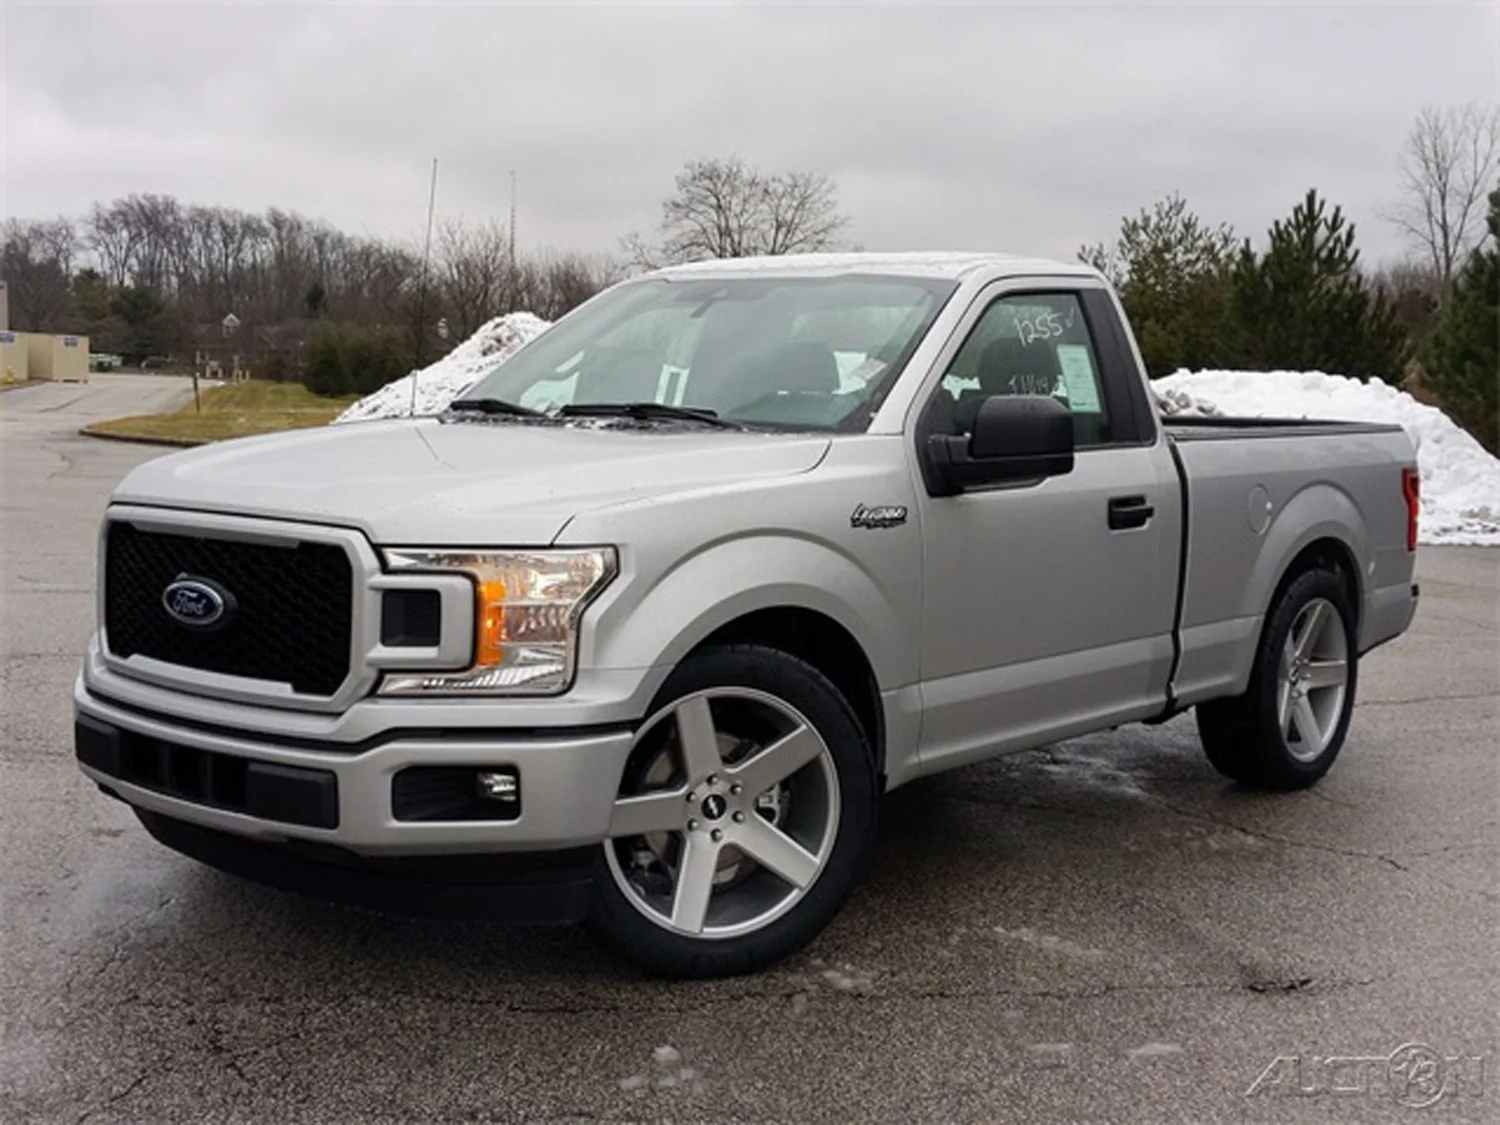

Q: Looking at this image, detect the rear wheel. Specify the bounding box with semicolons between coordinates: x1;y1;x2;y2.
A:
587;644;877;978
1196;569;1357;790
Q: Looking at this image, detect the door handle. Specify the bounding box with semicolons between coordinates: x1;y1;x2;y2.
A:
1108;494;1154;530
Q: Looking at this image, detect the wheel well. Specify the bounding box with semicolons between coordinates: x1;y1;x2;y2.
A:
1273;537;1361;629
694;608;884;772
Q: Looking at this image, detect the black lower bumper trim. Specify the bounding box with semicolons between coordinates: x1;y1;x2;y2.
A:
133;809;596;924
77;715;338;829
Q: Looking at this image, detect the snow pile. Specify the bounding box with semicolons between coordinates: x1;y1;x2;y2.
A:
334;312;551;423
1154;383;1223;417
1153;370;1500;546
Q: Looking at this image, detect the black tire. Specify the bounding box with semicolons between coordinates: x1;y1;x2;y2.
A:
586;644;878;978
1196;568;1358;790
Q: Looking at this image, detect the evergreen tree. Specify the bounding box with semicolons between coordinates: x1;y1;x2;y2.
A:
304;280;328;319
64;267;129;353
109;285;174;364
1231;189;1408;380
71;268;114;324
1079;194;1236;377
303;321;409;397
1422;189;1499;452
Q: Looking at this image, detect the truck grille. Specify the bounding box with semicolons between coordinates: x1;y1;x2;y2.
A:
104;521;354;697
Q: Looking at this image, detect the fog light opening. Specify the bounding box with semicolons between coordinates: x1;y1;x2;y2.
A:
476;769;520;804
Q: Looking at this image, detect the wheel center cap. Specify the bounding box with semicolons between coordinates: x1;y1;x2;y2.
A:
700;794;728;821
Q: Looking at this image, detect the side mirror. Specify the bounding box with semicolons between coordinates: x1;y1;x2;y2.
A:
924;394;1075;496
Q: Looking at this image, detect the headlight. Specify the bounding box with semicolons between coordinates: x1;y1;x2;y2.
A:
377;547;617;695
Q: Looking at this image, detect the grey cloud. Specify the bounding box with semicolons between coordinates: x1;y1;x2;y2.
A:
3;1;1494;266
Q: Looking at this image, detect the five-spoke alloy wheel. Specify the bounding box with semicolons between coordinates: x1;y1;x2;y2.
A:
587;645;877;978
1276;597;1350;761
1197;567;1359;790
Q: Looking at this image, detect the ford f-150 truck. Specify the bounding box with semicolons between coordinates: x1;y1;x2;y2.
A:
74;252;1420;977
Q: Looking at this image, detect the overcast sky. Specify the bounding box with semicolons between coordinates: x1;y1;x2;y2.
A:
3;1;1495;267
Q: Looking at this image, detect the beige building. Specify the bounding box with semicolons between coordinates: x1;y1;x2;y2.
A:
0;330;89;384
0;281;90;384
28;331;90;382
0;329;28;384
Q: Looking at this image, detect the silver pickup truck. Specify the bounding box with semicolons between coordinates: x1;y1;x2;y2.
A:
74;252;1420;977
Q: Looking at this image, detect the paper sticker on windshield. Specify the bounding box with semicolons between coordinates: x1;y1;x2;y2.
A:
1055;345;1102;413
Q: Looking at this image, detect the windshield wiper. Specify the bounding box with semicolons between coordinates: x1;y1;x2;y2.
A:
447;397;545;418
558;402;747;430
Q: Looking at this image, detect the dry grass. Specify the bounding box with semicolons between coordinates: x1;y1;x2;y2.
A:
87;380;359;444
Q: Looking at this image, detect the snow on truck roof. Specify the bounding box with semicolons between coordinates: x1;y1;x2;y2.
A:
649;251;1100;282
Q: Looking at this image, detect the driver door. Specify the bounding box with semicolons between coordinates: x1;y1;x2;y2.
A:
913;282;1180;773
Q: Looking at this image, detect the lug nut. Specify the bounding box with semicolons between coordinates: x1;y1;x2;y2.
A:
732;811;746;823
729;782;742;795
707;774;719;786
687;818;699;831
711;829;723;842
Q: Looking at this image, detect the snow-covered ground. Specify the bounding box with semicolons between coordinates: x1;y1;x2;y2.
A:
334;316;1497;547
333;312;550;423
1156;370;1500;546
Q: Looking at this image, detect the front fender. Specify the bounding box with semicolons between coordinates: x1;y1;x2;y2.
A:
588;533;913;691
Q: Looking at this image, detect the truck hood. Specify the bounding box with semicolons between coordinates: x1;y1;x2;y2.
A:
111;417;832;545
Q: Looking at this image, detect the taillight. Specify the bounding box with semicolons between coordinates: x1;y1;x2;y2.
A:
1401;466;1420;551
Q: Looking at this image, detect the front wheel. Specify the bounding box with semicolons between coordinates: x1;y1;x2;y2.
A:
586;644;877;978
1196;568;1358;790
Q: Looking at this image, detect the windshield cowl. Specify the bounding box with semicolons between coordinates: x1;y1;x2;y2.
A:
438;410;793;436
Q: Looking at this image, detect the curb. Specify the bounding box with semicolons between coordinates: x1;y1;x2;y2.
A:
77;425;207;449
0;379;48;395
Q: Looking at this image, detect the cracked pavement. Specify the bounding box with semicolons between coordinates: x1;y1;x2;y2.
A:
2;377;1496;1123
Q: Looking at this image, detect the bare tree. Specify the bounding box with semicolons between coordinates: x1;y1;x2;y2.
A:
1368;258;1443;349
85;202;140;290
626;156;848;267
6;190;615;357
115;193;182;293
1;218;79;330
1387;103;1500;297
433;217;515;338
526;250;622;320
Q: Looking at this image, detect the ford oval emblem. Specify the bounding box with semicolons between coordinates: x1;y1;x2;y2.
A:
161;576;235;629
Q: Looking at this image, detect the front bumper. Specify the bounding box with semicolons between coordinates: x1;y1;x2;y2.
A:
74;676;637;857
131;808;598;923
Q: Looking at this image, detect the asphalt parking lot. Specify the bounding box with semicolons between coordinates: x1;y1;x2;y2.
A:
2;375;1496;1124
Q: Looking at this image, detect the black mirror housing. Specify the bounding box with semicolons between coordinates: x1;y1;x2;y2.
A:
970;394;1074;461
924;394;1075;496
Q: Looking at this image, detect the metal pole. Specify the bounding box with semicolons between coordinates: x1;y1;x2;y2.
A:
412;157;440;388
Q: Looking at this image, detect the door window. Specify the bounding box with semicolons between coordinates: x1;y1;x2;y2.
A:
932;292;1113;447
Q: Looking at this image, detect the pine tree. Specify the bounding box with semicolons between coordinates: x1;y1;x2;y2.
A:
1079;194;1236;377
108;285;174;365
1231;189;1408;380
1422;189;1499;453
304;280;328;319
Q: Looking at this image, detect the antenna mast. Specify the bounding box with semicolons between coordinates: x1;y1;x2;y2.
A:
411;156;440;414
509;170;518;276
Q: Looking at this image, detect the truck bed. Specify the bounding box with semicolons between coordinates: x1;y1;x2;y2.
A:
1162;415;1416;709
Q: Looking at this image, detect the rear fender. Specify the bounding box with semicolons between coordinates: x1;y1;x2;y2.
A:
1248;483;1369;621
1221;483;1369;694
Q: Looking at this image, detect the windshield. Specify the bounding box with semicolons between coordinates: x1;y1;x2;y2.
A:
458;274;956;432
